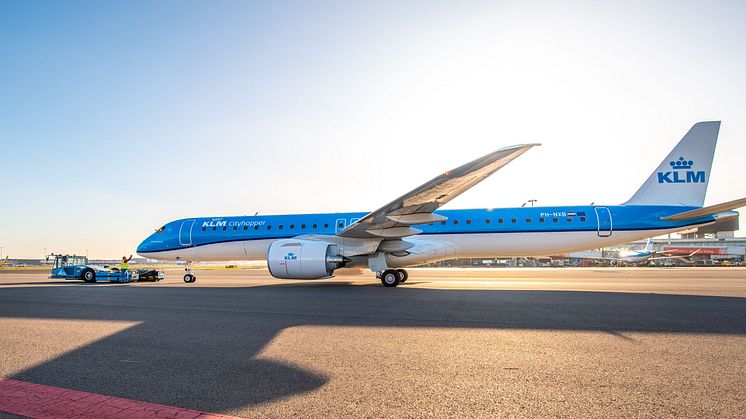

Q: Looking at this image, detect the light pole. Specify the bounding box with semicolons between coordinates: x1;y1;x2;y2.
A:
0;247;3;259
528;199;537;207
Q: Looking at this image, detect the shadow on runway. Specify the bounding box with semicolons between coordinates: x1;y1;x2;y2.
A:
1;283;745;413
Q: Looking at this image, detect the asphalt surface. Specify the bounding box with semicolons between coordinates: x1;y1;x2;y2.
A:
0;267;745;418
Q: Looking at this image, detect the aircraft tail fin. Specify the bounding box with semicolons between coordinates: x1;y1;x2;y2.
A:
644;238;654;252
624;121;720;207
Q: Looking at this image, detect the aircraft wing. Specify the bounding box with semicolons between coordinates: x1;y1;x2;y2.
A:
648;249;701;264
338;143;540;239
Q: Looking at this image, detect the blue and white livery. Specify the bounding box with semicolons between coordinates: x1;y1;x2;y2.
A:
137;121;745;286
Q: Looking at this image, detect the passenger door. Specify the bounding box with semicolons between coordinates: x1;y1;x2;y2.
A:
179;219;196;246
594;207;612;237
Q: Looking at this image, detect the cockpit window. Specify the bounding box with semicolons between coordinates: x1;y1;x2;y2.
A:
156;226;165;234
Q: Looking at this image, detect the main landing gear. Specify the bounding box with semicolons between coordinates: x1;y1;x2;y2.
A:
183;261;197;283
379;269;408;287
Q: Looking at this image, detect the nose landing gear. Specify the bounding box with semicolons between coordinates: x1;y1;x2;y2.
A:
183;261;197;283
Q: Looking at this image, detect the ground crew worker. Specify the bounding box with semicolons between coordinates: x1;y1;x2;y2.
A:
120;255;133;272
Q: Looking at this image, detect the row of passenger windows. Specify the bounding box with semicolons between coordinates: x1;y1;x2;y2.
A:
202;223;332;232
201;216;587;232
434;216;587;225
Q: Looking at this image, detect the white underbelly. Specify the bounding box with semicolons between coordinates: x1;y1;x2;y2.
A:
146;227;682;263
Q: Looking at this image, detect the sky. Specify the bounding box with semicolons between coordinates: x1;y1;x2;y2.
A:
1;0;745;259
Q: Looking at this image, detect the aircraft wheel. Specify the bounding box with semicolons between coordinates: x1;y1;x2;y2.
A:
184;274;196;283
397;269;408;283
380;269;401;287
81;269;96;283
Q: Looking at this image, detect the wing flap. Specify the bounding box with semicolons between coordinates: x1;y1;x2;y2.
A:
660;197;746;221
386;213;448;225
365;226;422;238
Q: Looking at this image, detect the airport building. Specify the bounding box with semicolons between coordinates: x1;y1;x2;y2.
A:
429;215;745;267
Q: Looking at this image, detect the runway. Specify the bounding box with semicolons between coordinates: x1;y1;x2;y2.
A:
0;268;744;417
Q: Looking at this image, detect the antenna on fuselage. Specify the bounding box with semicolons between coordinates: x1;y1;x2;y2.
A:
254;212;259;216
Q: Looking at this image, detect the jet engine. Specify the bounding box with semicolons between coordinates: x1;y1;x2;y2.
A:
267;239;348;279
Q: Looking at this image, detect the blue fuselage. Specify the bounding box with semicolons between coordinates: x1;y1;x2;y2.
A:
137;205;714;257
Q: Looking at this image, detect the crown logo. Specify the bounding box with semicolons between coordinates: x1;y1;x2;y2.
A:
669;156;693;170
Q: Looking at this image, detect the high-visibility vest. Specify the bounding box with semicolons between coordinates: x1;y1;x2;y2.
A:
120;261;129;270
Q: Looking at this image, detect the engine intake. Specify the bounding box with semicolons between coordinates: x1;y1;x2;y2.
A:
267;239;347;279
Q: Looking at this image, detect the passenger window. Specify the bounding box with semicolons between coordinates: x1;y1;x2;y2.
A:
466;219;472;225
212;227;216;231
313;224;318;228
202;227;206;231
498;219;504;224
453;220;459;225
511;218;517;223
233;226;237;231
441;221;446;225
324;223;329;228
243;226;248;230
267;225;272;230
301;224;306;229
553;217;558;222
338;222;344;228
539;217;545;223
566;217;573;222
580;216;586;222
485;219;491;224
279;225;283;230
290;224;294;229
254;225;259;230
525;218;531;223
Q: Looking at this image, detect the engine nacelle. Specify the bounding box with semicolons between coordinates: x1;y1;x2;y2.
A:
267;239;347;279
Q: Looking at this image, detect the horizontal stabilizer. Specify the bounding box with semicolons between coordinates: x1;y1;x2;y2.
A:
660;197;746;221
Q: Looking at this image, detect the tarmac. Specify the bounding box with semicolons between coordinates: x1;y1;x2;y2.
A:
0;267;745;418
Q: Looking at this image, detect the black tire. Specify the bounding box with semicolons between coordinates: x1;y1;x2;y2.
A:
184;274;194;283
380;269;401;287
397;269;408;283
81;269;96;283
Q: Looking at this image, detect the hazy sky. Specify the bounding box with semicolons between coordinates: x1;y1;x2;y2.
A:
2;1;745;258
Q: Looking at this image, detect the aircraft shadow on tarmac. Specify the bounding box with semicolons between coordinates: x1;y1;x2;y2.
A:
1;283;745;413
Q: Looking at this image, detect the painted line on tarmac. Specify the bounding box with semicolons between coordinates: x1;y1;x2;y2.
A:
0;378;238;419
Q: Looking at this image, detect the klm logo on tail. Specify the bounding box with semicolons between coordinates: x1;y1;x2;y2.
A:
657;157;705;184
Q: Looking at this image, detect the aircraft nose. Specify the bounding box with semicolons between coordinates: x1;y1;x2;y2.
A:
136;238;151;256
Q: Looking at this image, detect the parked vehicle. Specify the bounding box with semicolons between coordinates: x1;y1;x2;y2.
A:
48;254;164;283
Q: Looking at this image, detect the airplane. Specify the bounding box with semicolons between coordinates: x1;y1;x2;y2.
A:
566;238;701;266
0;257;9;267
137;121;746;286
